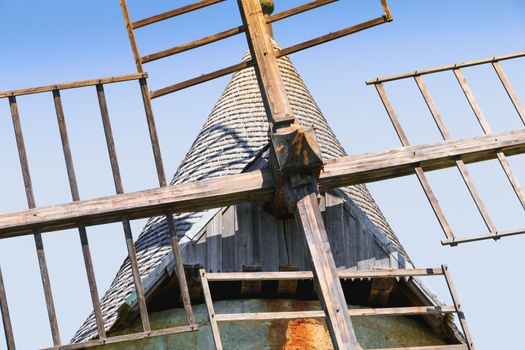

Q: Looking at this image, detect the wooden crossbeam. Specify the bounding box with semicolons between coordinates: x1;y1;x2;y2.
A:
214;305;457;322
0;129;524;238
141;26;245;64
131;0;225;29
205;267;444;281
42;324;198;350
0;73;146;98
366;50;525;85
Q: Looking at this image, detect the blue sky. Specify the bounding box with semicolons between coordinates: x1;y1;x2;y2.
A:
0;1;524;348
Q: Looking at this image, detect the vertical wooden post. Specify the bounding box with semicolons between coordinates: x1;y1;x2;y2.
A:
139;78;195;326
96;84;151;332
8;96;61;346
52;89;106;339
237;1;360;348
199;269;223;350
442;265;475;350
0;266;15;350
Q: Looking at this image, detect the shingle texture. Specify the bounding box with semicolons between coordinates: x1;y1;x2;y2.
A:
72;51;410;343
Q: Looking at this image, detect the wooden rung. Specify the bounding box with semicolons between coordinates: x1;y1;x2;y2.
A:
0;73;146;99
42;324;198;350
9;96;62;346
372;345;468;350
454;68;525;211
380;0;393;21
266;0;338;24
415;75;498;234
53;89;106;339
0;265;15;350
492;61;525;126
215;305;457;322
375;83;455;240
141;26;245;64
138;78;166;187
199;270;223;350
442;265;475;350
150;61;252;99
131;0;225;29
366;50;525;85
205;268;443;281
97;84;151;332
276;16;387;58
442;226;525;246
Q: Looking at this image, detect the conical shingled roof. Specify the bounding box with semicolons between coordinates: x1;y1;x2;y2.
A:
72;50;412;343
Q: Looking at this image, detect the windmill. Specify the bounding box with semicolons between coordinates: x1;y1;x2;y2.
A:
0;0;523;349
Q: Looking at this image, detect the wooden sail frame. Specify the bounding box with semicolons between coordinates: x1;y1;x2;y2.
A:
367;51;525;246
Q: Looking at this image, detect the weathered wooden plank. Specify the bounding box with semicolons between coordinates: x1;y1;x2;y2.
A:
53;89;106;339
266;0;337;24
206;213;223;272
442;265;475;350
319;128;525;189
0;265;15;350
215;305;457;321
221;207;236;272
0;73;146;99
258;208;279;271
9;96;61;346
141;26;245;63
293;185;360;349
43;324;197;350
366;50;525;85
1;129;525;238
235;204;253;270
238;0;295;125
131;0;225;29
325;193;345;266
199;270;223;350
276;16;388;58
205;267;444;281
492;61;525;125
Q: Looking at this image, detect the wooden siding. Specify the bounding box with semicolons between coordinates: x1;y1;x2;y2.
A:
181;191;395;272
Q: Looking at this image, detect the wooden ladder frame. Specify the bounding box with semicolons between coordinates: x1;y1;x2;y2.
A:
199;266;475;350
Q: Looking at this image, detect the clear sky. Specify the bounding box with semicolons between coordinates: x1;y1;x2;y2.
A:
0;1;524;349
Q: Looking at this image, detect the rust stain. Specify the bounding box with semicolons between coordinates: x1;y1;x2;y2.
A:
303;150;309;166
293;130;305;156
283;319;332;350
